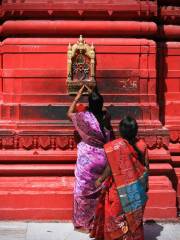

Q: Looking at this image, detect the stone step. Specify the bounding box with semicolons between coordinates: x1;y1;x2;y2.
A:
174;168;180;209
0;162;172;177
149;163;173;175
0;164;74;176
0;175;177;220
172;156;180;166
169;143;180;154
0;176;74;220
149;176;173;189
144;176;177;219
0;150;76;163
148;149;171;162
0;208;73;221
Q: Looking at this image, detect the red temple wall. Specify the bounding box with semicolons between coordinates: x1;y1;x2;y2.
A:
0;38;158;123
0;0;179;220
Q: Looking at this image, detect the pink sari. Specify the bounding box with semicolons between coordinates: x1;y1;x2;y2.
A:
71;111;110;231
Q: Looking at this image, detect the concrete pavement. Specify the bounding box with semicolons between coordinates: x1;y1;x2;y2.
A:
0;221;179;240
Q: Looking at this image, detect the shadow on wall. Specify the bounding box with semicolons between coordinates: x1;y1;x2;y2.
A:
144;220;164;240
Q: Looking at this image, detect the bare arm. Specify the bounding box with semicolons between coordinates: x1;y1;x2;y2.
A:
95;164;111;187
84;84;93;95
67;85;85;120
144;147;149;170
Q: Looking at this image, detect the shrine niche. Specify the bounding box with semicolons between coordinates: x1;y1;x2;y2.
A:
67;35;96;94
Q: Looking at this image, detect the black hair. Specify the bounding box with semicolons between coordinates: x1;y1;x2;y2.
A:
88;91;103;115
119;116;144;166
88;90;105;138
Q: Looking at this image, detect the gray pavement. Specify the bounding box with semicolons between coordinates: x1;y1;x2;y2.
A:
0;221;179;240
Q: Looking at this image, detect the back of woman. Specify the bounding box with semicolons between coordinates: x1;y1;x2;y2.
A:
90;116;148;240
72;110;110;232
67;86;112;233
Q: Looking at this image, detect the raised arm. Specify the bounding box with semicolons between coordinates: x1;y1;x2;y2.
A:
67;85;85;120
84;84;93;95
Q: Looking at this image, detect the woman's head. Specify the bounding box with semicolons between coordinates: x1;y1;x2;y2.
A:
88;91;104;115
119;116;138;141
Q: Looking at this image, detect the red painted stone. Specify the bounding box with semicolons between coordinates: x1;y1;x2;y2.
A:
0;177;73;220
0;0;179;220
175;169;180;209
0;20;157;37
161;6;180;24
0;0;158;20
0;38;159;127
144;176;177;219
163;42;180;128
149;163;173;174
0;176;177;220
0;164;74;176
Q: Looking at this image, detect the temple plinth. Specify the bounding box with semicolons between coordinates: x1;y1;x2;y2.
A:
0;0;179;220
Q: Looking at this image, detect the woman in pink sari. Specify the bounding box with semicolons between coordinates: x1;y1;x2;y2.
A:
90;116;149;240
67;85;112;233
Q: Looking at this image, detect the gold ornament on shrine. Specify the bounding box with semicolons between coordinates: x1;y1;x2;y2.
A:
67;35;96;94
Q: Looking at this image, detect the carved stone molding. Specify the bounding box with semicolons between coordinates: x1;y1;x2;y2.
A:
0;130;171;151
0;133;77;151
0;1;157;20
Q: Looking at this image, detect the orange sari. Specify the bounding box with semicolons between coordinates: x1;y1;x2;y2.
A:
90;138;148;240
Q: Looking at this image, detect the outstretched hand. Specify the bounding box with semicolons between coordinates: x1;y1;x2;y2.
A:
75;85;85;101
84;85;93;95
67;85;85;119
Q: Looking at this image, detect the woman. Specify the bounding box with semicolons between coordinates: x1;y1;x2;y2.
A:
91;116;149;240
67;85;112;233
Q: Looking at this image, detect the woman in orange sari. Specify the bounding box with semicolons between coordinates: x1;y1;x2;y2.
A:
90;116;149;240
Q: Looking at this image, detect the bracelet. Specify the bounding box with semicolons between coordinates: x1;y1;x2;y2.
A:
98;177;103;183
